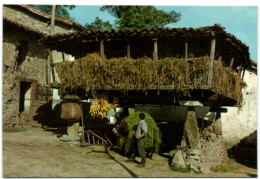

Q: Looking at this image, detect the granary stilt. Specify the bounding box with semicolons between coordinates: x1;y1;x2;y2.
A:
67;121;79;136
181;106;200;149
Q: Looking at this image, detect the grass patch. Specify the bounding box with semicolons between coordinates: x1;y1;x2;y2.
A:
228;158;236;164
171;166;191;173
212;165;238;172
3;127;28;133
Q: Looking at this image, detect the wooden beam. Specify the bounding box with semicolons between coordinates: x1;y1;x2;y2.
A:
127;40;130;58
153;39;158;61
100;40;105;58
207;38;216;88
185;42;188;60
229;58;234;69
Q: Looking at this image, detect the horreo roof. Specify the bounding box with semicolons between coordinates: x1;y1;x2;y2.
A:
40;24;251;68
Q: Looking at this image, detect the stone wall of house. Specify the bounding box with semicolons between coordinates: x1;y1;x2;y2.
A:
221;70;257;149
3;5;75;35
3;5;81;127
3;30;48;127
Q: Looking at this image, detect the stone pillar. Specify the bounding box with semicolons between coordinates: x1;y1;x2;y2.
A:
214;112;222;135
181;107;200;148
67;122;79;136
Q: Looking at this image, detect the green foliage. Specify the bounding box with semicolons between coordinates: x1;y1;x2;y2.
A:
100;5;181;30
171;166;191;173
3;127;28;133
31;5;75;18
117;112;161;155
212;165;238;172
85;17;113;30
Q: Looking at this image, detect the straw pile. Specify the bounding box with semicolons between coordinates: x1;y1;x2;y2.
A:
55;53;246;106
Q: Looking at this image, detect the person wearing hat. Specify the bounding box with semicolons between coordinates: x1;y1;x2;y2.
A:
135;112;148;167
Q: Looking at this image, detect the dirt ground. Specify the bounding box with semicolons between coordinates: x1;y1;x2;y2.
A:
2;126;257;178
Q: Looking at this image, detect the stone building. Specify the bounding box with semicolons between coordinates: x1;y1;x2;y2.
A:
3;5;85;127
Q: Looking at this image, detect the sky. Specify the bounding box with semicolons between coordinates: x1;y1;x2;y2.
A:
68;5;258;62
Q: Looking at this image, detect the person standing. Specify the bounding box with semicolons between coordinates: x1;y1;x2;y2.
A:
135;112;148;167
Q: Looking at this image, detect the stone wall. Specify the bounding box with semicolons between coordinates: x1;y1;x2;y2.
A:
3;29;48;126
3;5;80;127
221;70;257;149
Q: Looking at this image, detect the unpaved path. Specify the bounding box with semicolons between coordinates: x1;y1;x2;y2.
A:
2;127;257;178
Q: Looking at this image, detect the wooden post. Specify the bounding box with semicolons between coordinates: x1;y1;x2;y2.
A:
127;40;130;58
92;135;95;144
153;38;158;61
229;58;234;69
48;49;55;82
185;42;188;60
207;38;216;88
100;40;105;58
62;52;65;61
50;5;56;35
238;63;242;77
46;55;51;84
242;66;246;80
80;104;85;145
47;5;56;84
87;131;90;144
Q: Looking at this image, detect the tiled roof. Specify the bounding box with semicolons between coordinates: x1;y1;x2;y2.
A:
9;5;85;31
40;24;251;67
3;17;47;38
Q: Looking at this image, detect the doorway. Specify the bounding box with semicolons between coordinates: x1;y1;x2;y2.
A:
19;81;32;115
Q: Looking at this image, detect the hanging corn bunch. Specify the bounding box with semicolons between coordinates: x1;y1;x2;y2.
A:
89;98;111;118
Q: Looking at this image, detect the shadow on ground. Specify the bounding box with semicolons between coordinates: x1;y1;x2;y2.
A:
228;130;257;169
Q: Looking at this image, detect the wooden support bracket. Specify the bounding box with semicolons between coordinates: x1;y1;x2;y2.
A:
229;58;234;69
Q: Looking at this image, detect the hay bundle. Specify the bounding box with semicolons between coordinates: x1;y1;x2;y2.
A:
55;53;246;106
117;112;161;155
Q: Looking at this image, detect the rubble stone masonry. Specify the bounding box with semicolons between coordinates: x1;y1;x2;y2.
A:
3;30;48;126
